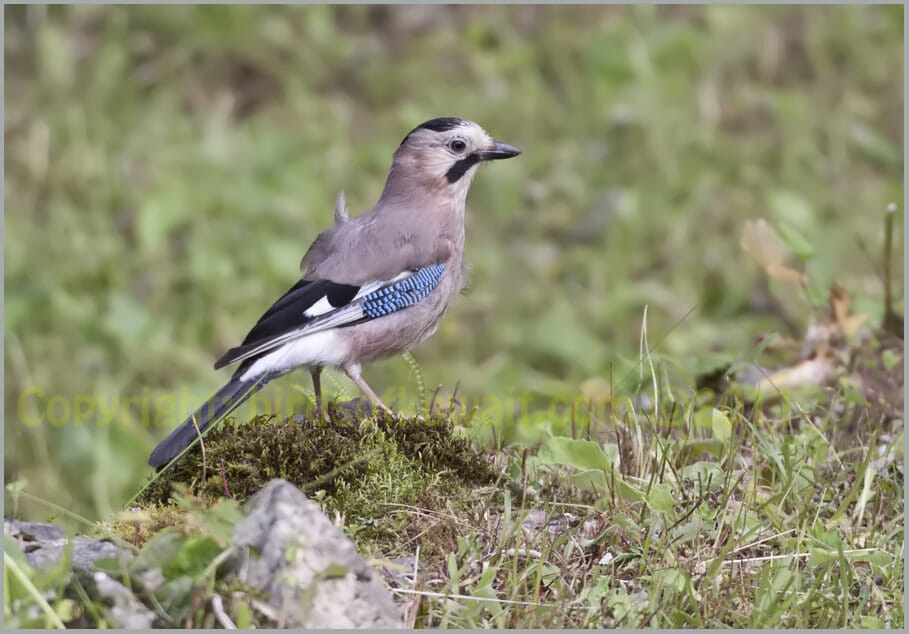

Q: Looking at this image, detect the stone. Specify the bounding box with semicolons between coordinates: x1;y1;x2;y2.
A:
4;519;152;628
4;519;129;572
86;571;155;629
230;479;403;628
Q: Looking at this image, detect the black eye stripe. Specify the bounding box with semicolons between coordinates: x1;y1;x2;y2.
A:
445;154;481;183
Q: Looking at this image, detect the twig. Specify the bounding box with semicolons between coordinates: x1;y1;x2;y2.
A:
210;593;236;629
376;502;466;525
721;548;882;566
881;202;901;335
249;597;283;625
190;413;207;484
729;528;798;555
220;459;232;498
389;587;550;608
402;545;422;628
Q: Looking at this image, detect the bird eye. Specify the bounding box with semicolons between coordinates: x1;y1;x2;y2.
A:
449;139;467;153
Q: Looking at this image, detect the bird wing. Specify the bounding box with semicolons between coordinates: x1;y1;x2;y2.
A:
214;263;447;370
218;201;453;371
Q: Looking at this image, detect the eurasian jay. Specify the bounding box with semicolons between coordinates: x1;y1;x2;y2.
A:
149;117;520;470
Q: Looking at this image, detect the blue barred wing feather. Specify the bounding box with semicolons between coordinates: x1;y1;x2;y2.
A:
215;263;447;371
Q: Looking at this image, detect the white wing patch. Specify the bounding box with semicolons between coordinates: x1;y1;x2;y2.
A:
303;269;414;319
238;330;349;380
221;269;424;370
303;296;335;318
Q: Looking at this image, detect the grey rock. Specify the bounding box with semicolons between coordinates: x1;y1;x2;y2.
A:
230;479;403;628
5;519;150;628
87;571;155;629
4;519;130;572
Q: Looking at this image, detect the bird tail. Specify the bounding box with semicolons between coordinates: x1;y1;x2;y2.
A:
148;377;265;471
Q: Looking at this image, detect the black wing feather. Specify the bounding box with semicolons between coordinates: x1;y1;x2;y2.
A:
214;278;359;369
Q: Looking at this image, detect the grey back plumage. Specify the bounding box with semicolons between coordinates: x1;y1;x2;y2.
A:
300;201;456;284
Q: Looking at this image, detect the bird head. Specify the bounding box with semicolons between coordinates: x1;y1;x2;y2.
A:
389;117;520;196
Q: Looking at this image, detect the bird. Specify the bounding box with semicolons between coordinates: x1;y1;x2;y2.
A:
148;117;520;470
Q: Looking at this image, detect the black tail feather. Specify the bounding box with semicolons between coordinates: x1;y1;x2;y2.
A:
148;377;263;471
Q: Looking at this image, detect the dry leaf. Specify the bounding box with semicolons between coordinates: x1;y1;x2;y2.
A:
756;355;836;394
827;284;868;337
740;219;807;287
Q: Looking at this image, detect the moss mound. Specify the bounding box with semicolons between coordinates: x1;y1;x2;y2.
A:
137;402;500;556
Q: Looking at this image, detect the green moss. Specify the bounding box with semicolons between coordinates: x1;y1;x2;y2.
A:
136;403;500;556
100;504;189;548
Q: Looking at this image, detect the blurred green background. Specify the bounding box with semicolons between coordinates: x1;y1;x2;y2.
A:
4;5;903;521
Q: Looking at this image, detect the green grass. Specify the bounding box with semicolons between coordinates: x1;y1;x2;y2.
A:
3;4;904;629
7;346;903;627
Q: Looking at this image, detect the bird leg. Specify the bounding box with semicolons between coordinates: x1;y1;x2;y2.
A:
309;367;327;420
343;363;391;413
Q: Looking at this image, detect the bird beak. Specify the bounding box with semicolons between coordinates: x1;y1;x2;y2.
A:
474;141;521;161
